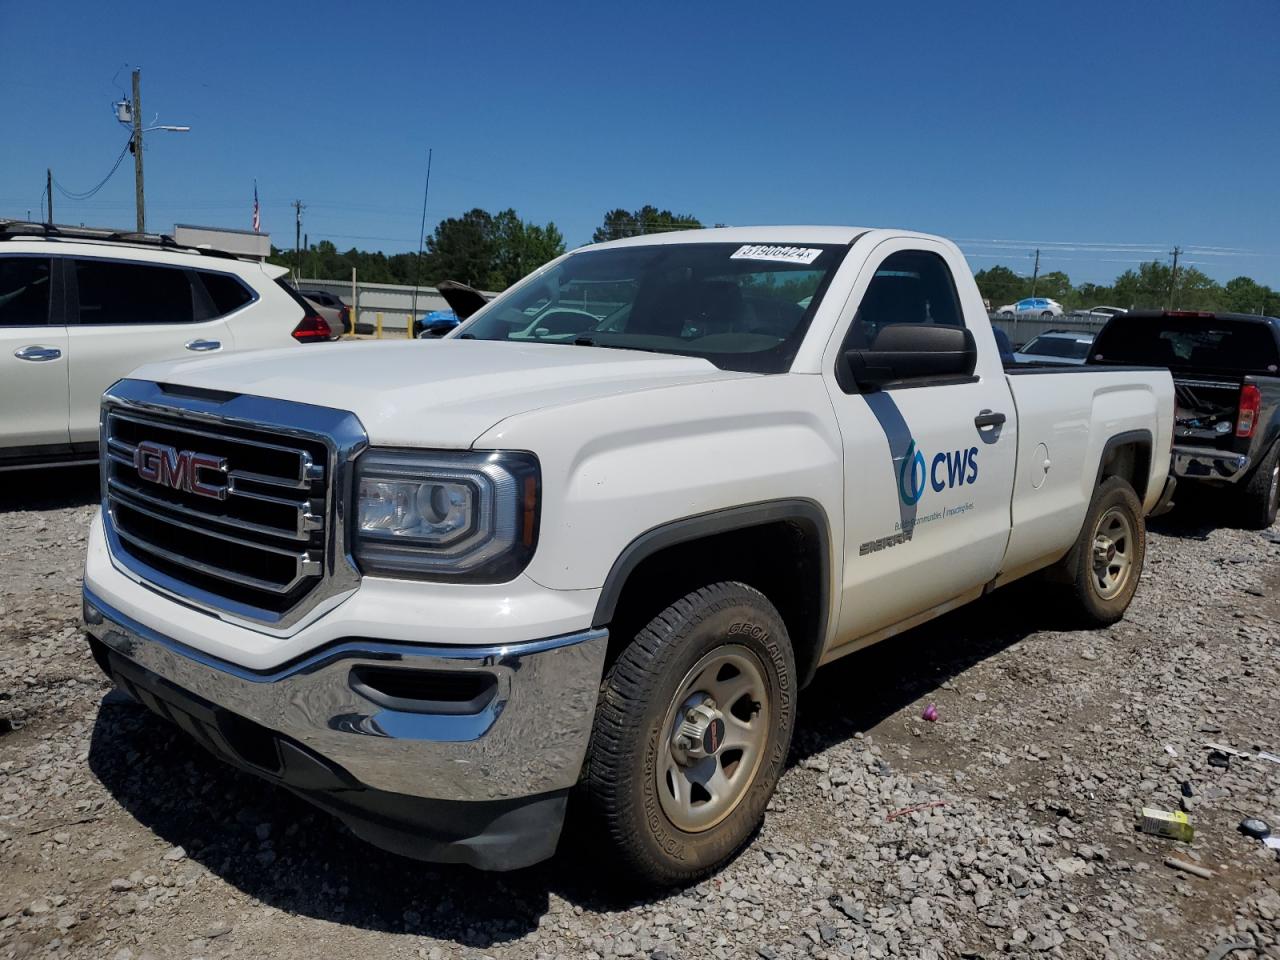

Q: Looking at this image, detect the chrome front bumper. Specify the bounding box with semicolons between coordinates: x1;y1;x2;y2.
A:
82;588;608;804
1171;445;1250;483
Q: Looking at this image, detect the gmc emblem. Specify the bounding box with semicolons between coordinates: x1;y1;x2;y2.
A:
133;441;228;500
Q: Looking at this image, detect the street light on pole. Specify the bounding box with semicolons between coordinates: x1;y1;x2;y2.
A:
115;69;190;234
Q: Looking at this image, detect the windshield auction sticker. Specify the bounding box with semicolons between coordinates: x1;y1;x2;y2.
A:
730;245;823;265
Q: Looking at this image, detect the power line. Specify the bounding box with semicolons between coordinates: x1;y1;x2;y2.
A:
51;138;133;200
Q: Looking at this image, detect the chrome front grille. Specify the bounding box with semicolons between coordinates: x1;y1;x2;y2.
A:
100;379;367;629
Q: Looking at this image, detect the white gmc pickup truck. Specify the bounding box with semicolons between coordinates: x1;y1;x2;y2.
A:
83;227;1174;884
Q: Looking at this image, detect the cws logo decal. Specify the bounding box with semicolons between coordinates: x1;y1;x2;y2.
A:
898;438;980;505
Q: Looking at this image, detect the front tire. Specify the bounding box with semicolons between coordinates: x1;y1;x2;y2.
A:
1238;443;1279;530
1059;476;1146;624
587;582;796;886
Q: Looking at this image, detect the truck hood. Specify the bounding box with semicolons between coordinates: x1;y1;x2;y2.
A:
129;339;748;447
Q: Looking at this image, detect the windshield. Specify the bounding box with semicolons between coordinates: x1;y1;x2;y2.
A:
1022;335;1092;359
456;242;848;373
1092;317;1280;373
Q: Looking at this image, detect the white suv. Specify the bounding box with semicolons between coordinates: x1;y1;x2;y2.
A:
0;222;333;471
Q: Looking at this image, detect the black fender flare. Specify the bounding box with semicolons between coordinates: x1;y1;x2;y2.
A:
591;499;833;684
1095;428;1153;501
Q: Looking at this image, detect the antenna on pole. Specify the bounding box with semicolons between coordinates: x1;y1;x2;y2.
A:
410;148;434;337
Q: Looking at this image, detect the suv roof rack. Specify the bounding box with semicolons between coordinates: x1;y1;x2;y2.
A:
0;219;243;261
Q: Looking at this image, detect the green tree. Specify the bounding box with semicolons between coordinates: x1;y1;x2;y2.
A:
1223;276;1270;314
427;208;498;289
592;205;702;243
1034;270;1072;302
973;265;1026;307
1172;266;1220;311
1076;281;1116;306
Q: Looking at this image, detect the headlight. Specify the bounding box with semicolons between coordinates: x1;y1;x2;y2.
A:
353;449;539;581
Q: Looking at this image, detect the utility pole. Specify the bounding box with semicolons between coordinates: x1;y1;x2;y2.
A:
1029;248;1041;296
1167;246;1182;310
46;169;53;224
132;69;145;233
292;200;305;279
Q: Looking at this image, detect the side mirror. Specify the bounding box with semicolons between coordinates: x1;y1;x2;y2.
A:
844;324;977;390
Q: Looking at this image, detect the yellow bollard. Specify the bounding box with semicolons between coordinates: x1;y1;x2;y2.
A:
407;312;413;339
376;313;383;339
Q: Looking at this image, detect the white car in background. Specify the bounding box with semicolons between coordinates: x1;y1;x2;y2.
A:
1012;330;1096;365
997;297;1063;318
1075;305;1127;321
0;221;334;471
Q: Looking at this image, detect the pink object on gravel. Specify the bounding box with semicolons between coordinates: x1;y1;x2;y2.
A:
922;703;938;722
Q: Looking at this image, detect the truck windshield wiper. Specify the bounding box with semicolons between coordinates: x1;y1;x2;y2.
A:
572;336;662;355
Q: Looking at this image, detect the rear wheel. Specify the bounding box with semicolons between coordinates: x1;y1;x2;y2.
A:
1239;443;1280;530
587;582;795;886
1059;476;1146;624
1040;311;1054;318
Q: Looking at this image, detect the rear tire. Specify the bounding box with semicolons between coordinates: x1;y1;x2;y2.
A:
1239;443;1280;530
1059;476;1146;625
587;582;796;887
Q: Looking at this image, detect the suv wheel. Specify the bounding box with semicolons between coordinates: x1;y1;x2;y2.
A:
1239;443;1280;530
1059;476;1146;624
587;582;795;886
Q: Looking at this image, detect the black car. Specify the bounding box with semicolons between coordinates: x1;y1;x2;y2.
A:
1089;310;1280;528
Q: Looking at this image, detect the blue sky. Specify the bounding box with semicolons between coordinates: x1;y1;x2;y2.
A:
2;0;1277;286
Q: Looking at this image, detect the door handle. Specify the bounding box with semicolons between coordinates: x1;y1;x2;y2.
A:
185;339;222;352
14;345;63;362
974;410;1007;429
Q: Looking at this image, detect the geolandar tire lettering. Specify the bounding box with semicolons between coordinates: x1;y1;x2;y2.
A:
587;582;796;887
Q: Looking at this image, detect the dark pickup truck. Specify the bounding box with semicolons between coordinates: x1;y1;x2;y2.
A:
1089;310;1280;529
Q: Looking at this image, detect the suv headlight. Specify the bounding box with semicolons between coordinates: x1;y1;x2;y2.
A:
353;449;539;581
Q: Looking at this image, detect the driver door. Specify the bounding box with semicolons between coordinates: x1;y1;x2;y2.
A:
822;238;1018;644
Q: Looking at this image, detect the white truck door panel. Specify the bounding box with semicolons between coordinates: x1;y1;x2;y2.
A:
0;255;69;452
822;239;1017;643
66;258;235;444
999;372;1168;579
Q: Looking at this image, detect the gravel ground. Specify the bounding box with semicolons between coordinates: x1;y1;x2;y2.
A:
2;467;1278;960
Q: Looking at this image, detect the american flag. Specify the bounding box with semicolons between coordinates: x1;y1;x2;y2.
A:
252;182;260;233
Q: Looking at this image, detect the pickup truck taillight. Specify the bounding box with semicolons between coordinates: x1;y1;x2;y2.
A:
292;313;332;343
1236;383;1261;438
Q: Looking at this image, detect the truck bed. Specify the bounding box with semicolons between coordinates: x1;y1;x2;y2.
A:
998;365;1174;582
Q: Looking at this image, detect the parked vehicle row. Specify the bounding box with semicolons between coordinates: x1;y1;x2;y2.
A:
0;221;334;471
1089;309;1280;528
82;225;1175;885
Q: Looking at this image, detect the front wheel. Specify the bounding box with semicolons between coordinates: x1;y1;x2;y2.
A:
1059;476;1147;624
587;582;796;886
